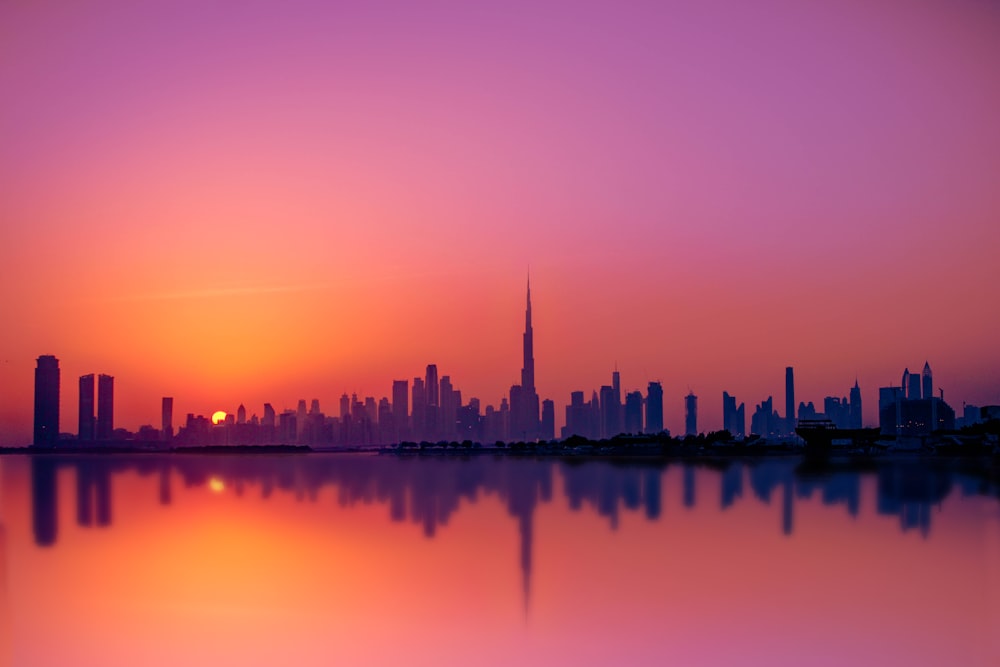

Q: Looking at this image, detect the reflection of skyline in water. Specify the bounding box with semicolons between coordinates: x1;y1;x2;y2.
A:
19;455;1000;609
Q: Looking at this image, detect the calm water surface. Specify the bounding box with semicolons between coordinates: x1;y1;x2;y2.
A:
0;454;997;666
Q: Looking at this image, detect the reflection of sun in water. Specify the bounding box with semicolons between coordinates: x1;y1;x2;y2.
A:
209;477;225;493
211;411;227;425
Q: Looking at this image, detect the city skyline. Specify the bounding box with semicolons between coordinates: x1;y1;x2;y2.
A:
2;0;1000;445
17;284;993;447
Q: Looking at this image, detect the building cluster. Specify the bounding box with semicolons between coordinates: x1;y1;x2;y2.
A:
560;369;667;440
28;283;995;448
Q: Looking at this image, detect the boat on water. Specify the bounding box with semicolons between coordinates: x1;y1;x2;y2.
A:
795;419;884;455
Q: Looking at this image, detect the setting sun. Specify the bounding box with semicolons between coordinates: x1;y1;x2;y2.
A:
211;411;227;425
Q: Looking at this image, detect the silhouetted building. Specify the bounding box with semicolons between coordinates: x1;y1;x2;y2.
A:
879;364;954;436
34;355;60;446
685;392;697;436
849;380;862;428
785;366;795;435
78;374;95;441
511;277;541;440
96;374;114;440
645;382;664;434
161;397;173;442
624;391;643;433
392;379;409;441
541;399;555;440
237;403;247;425
723;391;745;438
922;362;933;401
599;385;616;438
751;396;779;436
412;377;426;440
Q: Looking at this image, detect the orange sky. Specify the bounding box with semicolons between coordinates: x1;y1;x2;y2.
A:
2;0;999;444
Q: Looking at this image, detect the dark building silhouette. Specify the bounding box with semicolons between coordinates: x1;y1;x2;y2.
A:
849;380;863;429
785;366;795;435
599;386;616;438
723;391;745;438
96;374;114;440
540;399;555;440
510;277;540;440
392;380;409;441
161;397;173;442
879;363;954;436
645;382;664;434
624;391;643;434
921;362;933;401
78;374;95;441
684;392;697;436
34;355;60;446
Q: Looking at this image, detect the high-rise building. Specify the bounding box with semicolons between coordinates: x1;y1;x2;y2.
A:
78;374;95;441
412;377;426;440
599;385;616;438
722;391;746;438
161;397;174;441
96;374;114;440
685;392;698;436
849;380;862;429
34;355;60;446
785;367;795;434
392;379;409;440
540;399;555;440
237;404;247;424
425;365;439;407
624;391;643;434
645;382;664;434
922;362;933;400
908;372;922;401
511;277;541;440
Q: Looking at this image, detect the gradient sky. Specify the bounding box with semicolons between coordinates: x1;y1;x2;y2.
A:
1;0;999;443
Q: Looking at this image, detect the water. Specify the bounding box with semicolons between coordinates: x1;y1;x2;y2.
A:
0;454;997;667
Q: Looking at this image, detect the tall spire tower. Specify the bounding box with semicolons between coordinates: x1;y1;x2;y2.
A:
521;274;535;393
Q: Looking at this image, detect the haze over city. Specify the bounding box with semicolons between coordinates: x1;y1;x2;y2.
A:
2;0;999;445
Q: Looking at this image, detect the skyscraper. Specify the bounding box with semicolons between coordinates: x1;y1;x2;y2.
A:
96;374;114;440
685;392;698;436
425;365;439;407
33;355;60;446
723;391;745;438
645;382;664;434
624;391;643;434
392;379;409;440
785;367;795;434
511;276;540;440
848;381;862;429
922;362;933;400
522;277;535;395
161;397;174;442
78;374;95;441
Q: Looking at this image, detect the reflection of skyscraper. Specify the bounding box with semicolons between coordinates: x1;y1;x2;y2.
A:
684;392;697;436
96;374;114;440
34;355;60;446
161;397;174;441
31;458;58;545
79;374;95;442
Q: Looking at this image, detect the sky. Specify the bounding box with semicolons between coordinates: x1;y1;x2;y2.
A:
1;0;999;444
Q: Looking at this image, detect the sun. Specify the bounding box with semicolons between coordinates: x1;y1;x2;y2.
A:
211;410;227;425
208;477;225;493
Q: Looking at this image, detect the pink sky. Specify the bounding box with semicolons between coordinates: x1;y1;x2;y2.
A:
1;0;999;443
